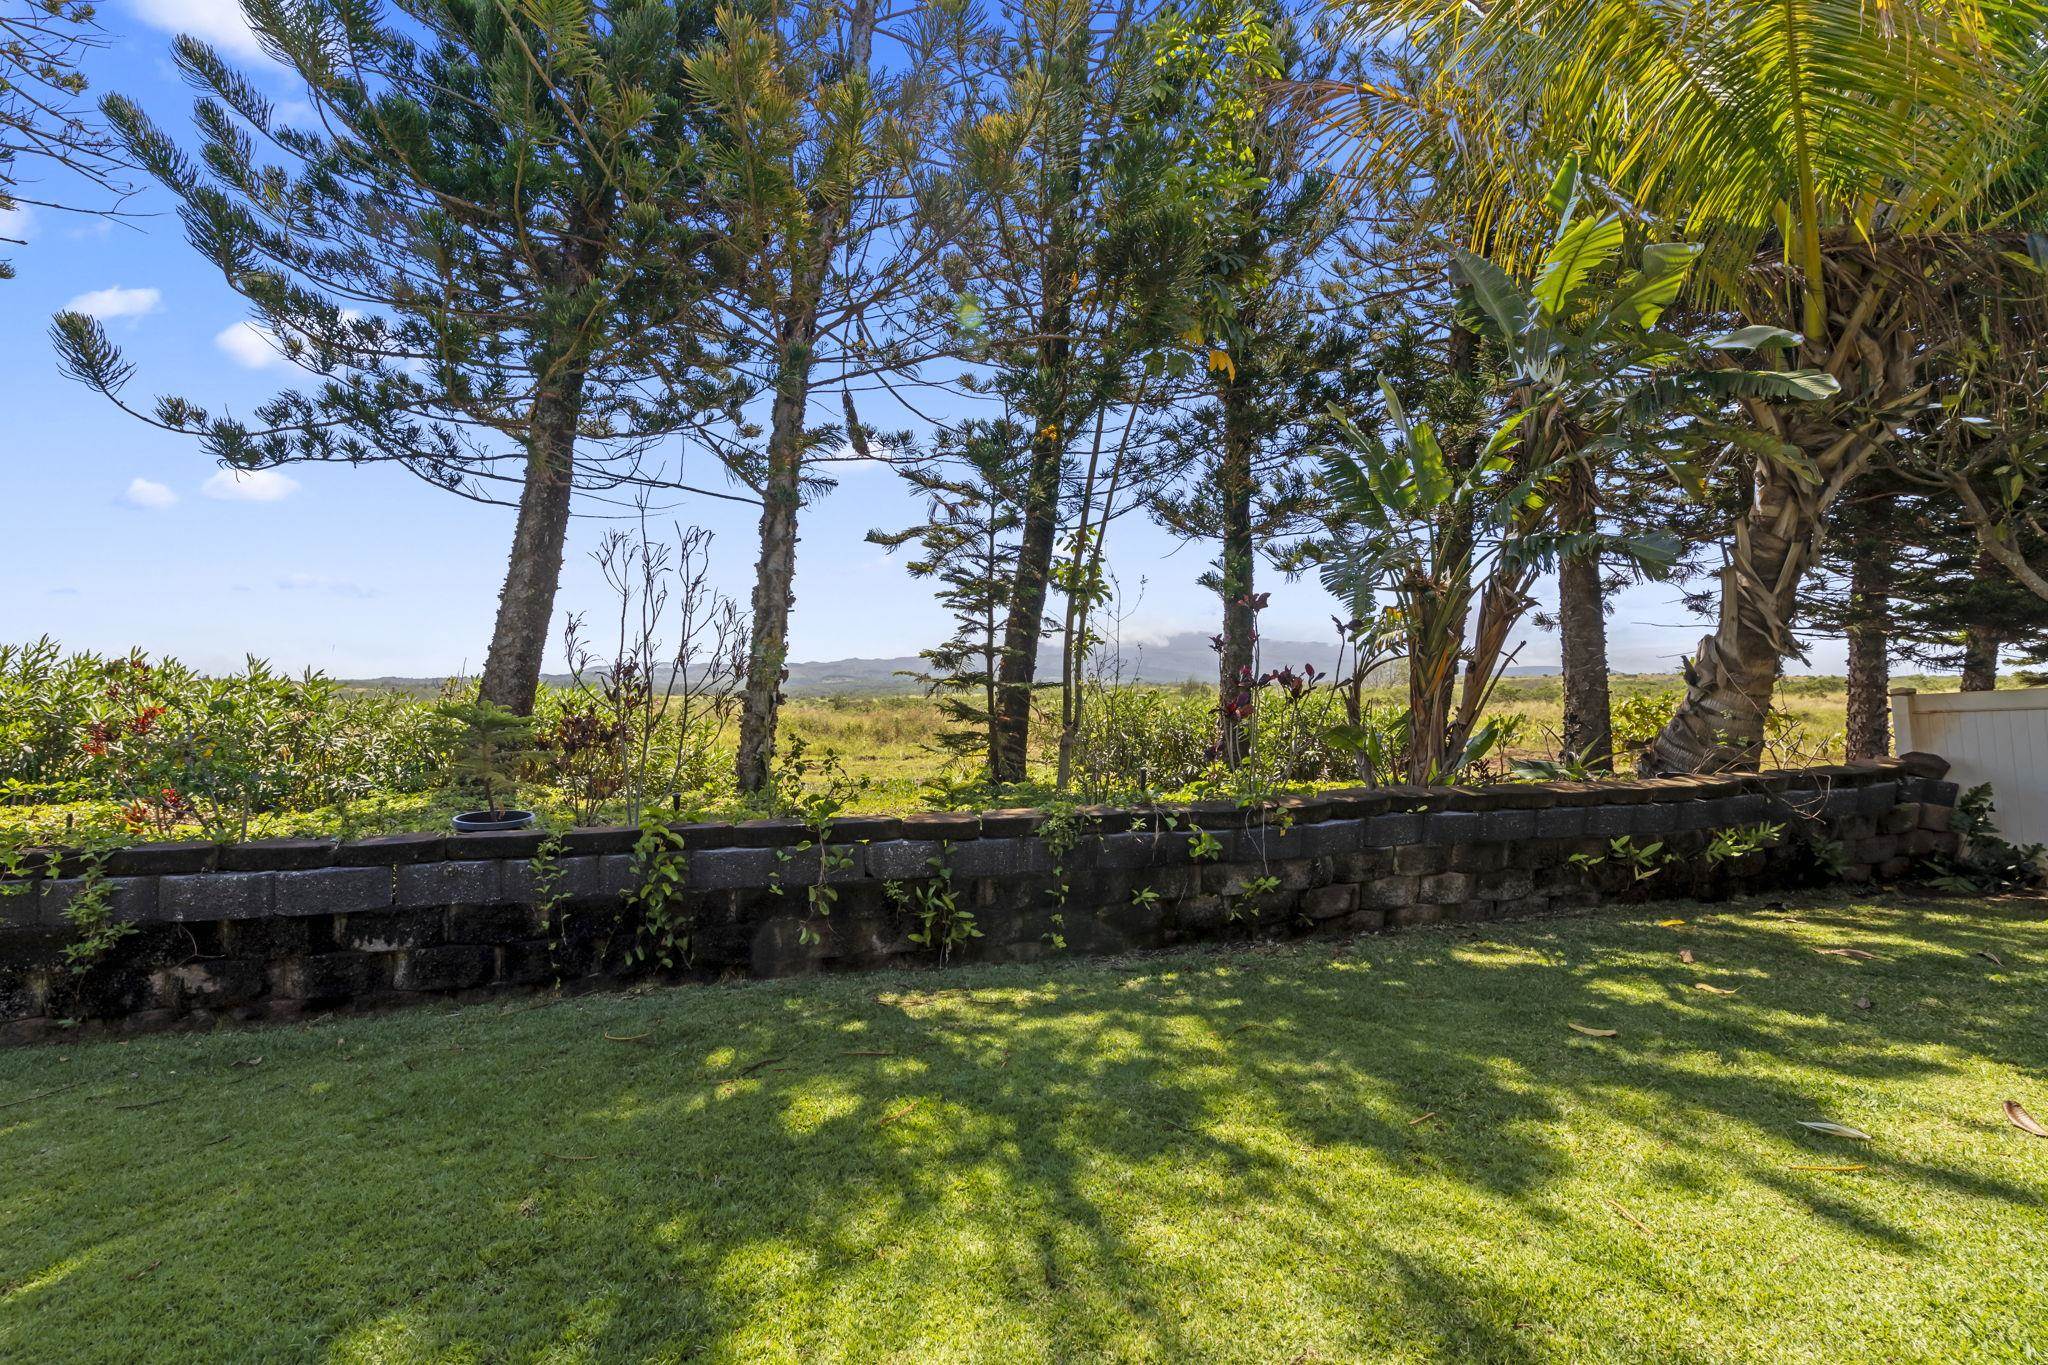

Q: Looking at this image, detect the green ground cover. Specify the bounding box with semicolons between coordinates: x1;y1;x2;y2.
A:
3;892;2044;1362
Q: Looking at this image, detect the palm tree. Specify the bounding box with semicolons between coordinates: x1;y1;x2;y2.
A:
1311;0;2048;770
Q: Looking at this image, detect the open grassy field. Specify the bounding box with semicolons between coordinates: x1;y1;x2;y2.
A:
0;672;1987;844
3;891;2044;1362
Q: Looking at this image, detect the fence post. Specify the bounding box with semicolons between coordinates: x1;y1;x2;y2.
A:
1889;688;1918;755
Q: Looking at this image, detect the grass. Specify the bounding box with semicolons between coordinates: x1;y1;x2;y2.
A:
3;893;2046;1362
0;673;1888;845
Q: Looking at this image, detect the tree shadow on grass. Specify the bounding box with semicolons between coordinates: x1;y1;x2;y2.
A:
0;893;2043;1362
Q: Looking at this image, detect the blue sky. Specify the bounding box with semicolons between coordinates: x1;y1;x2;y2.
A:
0;0;1824;679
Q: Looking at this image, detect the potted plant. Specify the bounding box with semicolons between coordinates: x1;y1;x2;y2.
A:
438;698;538;832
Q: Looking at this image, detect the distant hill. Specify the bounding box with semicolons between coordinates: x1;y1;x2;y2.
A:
345;633;1564;697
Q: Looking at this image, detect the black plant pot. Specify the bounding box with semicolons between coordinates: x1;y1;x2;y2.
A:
452;809;537;833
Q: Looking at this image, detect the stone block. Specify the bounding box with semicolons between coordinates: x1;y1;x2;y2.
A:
1338;907;1388;934
1535;806;1586;840
1393;843;1448;876
1476;809;1538;843
334;833;447;866
1095;831;1187;870
105;841;217;876
1301;819;1366;860
154;958;268;1009
1300;884;1357;920
221;839;337;871
1419;871;1474;904
37;876;158;926
1393;902;1445;928
392;944;494;992
1358;876;1419;911
221;917;315;957
686;847;784;892
272;951;384;1004
1421;811;1484;846
396;860;500;908
1447;841;1508;873
446;903;543;942
160;871;274;921
864;840;945;881
949;837;1054;878
336;910;444;952
1585;805;1634;839
1897;751;1950;779
1364;812;1423;847
1477;869;1534;901
1917;803;1953;833
558;826;641;856
275;866;392;917
1878;804;1919;835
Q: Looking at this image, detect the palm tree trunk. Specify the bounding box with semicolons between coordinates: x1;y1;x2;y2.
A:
1556;465;1611;767
1644;256;1905;773
1843;540;1891;759
479;368;588;716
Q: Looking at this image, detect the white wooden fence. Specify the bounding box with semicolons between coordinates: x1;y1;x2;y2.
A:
1891;687;2048;843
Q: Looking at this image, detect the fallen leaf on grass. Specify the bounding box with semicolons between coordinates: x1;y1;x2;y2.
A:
1693;983;1739;996
1854;996;1873;1011
842;1049;896;1057
231;1056;263;1067
1678;949;1696;965
2006;1101;2048;1138
1799;1120;1873;1141
1976;950;2006;967
1786;1164;1866;1173
544;1152;598;1163
1568;1022;1619;1038
604;1031;652;1043
125;1260;161;1281
735;1056;784;1077
1657;918;1687;928
1407;1111;1438;1126
1816;948;1879;960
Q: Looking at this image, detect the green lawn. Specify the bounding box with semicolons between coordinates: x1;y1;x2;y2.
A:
3;894;2045;1362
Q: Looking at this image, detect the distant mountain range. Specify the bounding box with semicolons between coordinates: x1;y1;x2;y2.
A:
346;631;1561;696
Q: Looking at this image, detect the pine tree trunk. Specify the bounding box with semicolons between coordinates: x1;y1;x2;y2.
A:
1961;627;1999;692
1216;378;1256;767
479;369;587;716
992;420;1062;784
735;336;815;793
1843;541;1891;759
1556;465;1611;768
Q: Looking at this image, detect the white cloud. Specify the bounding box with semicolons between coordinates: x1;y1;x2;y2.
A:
0;203;34;243
123;477;179;509
216;320;285;369
66;285;162;321
277;572;377;599
128;0;266;58
202;468;299;502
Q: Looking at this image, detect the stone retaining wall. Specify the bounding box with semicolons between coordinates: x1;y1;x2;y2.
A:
0;755;1961;1042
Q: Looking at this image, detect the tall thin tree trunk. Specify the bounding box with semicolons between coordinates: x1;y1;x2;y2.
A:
735;335;814;793
1216;377;1256;767
992;421;1063;784
1961;627;1999;692
1556;464;1611;768
1843;538;1891;759
479;369;588;715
